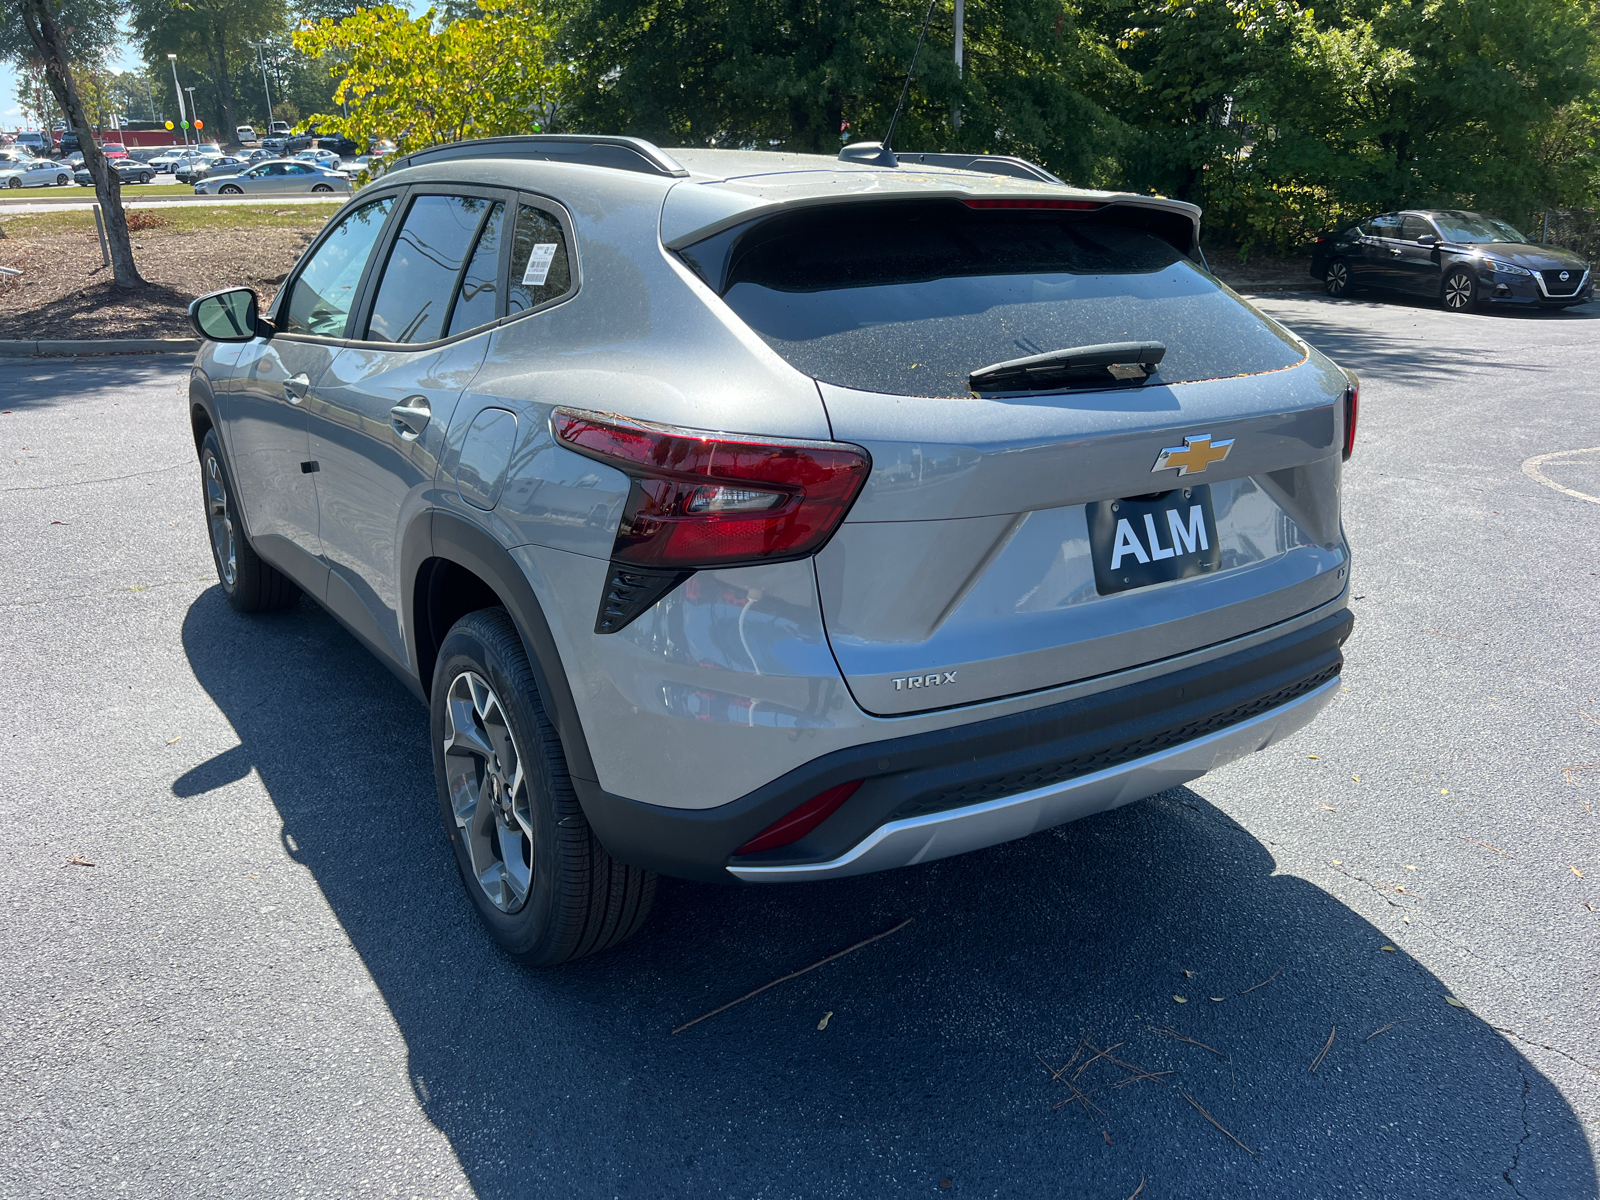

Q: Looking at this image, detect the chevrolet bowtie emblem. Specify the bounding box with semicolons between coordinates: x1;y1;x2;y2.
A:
1152;434;1234;476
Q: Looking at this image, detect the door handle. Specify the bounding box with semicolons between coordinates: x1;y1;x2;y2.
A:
1389;247;1403;256
283;372;310;403
390;395;432;441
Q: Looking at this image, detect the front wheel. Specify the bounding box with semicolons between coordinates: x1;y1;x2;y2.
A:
198;429;300;613
218;184;242;195
138;173;152;185
55;173;68;186
6;178;19;189
1442;268;1477;312
1324;258;1354;297
431;608;656;965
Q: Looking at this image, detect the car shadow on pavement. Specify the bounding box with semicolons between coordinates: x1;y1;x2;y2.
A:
178;588;1597;1200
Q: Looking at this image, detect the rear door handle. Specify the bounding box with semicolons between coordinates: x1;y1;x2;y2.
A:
390;395;432;441
284;372;310;403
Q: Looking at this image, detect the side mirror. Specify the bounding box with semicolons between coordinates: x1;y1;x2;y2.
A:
1416;234;1437;245
188;287;268;343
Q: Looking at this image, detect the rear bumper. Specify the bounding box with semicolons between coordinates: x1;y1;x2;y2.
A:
576;607;1353;882
729;675;1338;881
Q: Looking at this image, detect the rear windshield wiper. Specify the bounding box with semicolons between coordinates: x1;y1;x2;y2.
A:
969;341;1166;392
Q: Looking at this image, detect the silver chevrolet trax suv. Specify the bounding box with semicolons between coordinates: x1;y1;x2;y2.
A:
186;135;1356;964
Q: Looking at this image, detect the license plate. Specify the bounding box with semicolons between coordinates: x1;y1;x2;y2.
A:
1087;487;1221;595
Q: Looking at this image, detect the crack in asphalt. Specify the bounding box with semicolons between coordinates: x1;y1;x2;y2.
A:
0;462;187;492
1504;1062;1531;1198
1492;1027;1600;1078
0;575;212;609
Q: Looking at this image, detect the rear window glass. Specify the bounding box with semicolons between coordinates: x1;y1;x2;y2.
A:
711;203;1303;398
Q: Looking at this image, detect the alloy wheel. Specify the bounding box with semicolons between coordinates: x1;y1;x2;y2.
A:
203;451;237;588
1326;261;1349;296
1444;272;1474;311
442;670;534;913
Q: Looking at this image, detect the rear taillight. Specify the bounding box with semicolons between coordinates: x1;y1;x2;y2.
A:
1342;380;1359;461
734;781;863;855
552;409;871;569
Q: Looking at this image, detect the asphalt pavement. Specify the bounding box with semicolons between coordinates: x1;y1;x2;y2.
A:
2;290;1598;1199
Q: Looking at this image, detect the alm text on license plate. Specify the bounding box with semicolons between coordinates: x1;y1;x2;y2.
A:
1086;486;1222;595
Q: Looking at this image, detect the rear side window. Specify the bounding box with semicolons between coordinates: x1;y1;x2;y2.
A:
709;202;1304;398
507;203;573;314
367;194;493;344
283;195;395;337
446;201;507;338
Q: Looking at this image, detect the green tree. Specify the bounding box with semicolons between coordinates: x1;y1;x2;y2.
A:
292;0;563;154
3;0;144;286
562;0;1127;184
132;0;287;143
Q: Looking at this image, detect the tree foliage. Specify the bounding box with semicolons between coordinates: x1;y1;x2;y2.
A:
292;0;562;155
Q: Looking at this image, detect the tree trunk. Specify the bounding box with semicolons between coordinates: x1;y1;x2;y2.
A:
19;0;144;289
210;20;237;146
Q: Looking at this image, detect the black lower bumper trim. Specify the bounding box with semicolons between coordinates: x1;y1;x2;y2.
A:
574;608;1353;882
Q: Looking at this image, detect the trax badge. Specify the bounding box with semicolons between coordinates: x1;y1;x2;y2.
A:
1152;433;1233;476
893;671;956;692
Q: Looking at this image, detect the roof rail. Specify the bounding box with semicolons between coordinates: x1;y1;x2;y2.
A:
885;150;1063;185
393;135;690;179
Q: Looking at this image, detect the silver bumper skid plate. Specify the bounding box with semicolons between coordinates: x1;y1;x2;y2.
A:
727;677;1339;882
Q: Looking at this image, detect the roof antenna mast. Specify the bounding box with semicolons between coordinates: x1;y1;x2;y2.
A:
840;0;940;168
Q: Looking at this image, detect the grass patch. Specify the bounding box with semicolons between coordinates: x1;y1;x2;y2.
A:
0;203;341;239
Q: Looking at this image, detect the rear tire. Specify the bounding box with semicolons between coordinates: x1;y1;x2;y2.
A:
199;429;300;613
431;607;656;966
1442;267;1477;312
311;183;333;193
1324;258;1353;297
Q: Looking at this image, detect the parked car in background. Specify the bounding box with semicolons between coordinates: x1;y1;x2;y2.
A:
100;142;128;159
270;120;291;136
293;148;343;169
192;158;352;195
235;125;257;143
259;137;287;153
0;158;75;188
149;147;195;172
74;159;157;186
183;134;1356;964
178;155;249;184
285;131;359;159
245;148;276;164
1312;209;1593;311
14;131;47;153
0;148;39;166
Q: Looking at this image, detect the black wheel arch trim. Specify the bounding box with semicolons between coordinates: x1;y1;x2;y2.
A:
417;512;600;785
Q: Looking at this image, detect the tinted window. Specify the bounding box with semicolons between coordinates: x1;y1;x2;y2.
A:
507;204;573;314
1364;214;1402;237
711;202;1304;398
283;195;395;337
1401;215;1435;241
447;201;506;337
366;195;491;344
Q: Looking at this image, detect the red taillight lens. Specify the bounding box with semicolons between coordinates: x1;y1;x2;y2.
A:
1342;382;1359;461
553;409;871;569
734;781;864;855
962;198;1103;211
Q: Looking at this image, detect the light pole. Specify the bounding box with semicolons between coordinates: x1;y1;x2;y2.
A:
184;87;198;142
253;43;276;132
167;53;187;146
952;0;964;130
145;76;159;123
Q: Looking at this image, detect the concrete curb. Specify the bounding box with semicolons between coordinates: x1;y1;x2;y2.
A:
0;338;200;357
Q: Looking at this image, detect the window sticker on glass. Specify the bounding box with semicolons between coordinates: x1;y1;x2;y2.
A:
522;243;558;286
